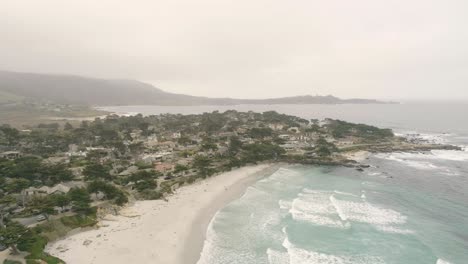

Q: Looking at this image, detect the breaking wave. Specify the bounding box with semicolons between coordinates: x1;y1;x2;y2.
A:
281;238;385;264
289;189;412;234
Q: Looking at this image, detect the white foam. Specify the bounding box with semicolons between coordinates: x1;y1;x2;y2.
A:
385;154;441;170
331;196;407;226
330;195;348;221
258;167;300;184
289;190;348;229
196;212;222;264
375;225;415;235
282;238;385;264
376;152;463;175
267;248;290;264
379;150;468;163
436;259;452;264
290;189;413;234
279;200;293;210
333;190;359;197
431;150;468;161
398;132;449;145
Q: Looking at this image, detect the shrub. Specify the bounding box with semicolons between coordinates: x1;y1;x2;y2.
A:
140;190;163;200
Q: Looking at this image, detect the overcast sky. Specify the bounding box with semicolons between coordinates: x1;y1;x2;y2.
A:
1;0;468;100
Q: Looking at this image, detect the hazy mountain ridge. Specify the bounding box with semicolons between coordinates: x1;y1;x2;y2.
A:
0;71;393;106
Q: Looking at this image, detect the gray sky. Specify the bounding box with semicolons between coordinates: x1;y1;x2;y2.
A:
1;0;468;100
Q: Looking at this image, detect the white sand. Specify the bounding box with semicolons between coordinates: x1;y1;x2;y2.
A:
46;164;273;264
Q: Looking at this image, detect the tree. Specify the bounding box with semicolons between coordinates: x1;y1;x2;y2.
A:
6;157;42;181
248;127;273;139
228;136;243;155
177;136;192;146
174;164;188;174
83;163;112;181
0;195;15;217
42;163;74;185
193;155;213;177
241;143;285;162
124;170;161;186
201;137;218;151
315;137;338;157
28;196;55;218
0;222;29;254
64;122;74;131
200;112;226;134
87;181;128;206
128;142;144;154
0;125;20;145
68;188;92;214
5;179;30;193
134;180;157;192
51;194;70;211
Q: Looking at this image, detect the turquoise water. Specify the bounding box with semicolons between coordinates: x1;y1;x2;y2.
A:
197;156;468;263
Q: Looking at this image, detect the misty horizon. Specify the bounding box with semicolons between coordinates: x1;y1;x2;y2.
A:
2;1;468;101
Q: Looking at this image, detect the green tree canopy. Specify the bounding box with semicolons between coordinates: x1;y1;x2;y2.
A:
83;163;112;181
0;222;30;254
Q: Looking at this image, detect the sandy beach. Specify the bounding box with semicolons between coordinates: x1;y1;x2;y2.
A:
46;164;275;264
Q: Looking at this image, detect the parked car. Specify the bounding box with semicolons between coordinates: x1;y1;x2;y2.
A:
35;214;46;222
0;243;7;251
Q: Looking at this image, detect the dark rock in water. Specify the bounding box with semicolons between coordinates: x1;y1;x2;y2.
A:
356;168;364;172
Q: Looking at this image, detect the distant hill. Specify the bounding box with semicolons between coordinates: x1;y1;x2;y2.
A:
0;71;393;106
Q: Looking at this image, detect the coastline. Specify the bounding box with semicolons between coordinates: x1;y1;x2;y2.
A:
45;164;277;264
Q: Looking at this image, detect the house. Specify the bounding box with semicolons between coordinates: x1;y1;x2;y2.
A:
0;151;22;160
288;127;300;133
157;141;176;151
240;137;255;144
67;150;87;157
23;182;86;197
44;156;70;165
217;146;229;155
130;129;143;141
172;132;182;139
155;162;175;173
176;157;193;167
280;143;296;151
336;137;356;147
145;134;159;147
217;131;237;138
236;127;247;134
189;136;203;144
67;144;87;157
119;166;139;176
268;123;284;131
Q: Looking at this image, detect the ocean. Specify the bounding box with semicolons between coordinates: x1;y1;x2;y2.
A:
100;103;468;264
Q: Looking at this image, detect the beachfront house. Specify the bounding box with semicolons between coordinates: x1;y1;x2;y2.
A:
0;151;22;160
155;162;175;173
23;182;86;197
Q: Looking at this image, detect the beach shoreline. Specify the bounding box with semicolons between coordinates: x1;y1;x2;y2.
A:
45;164;276;264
